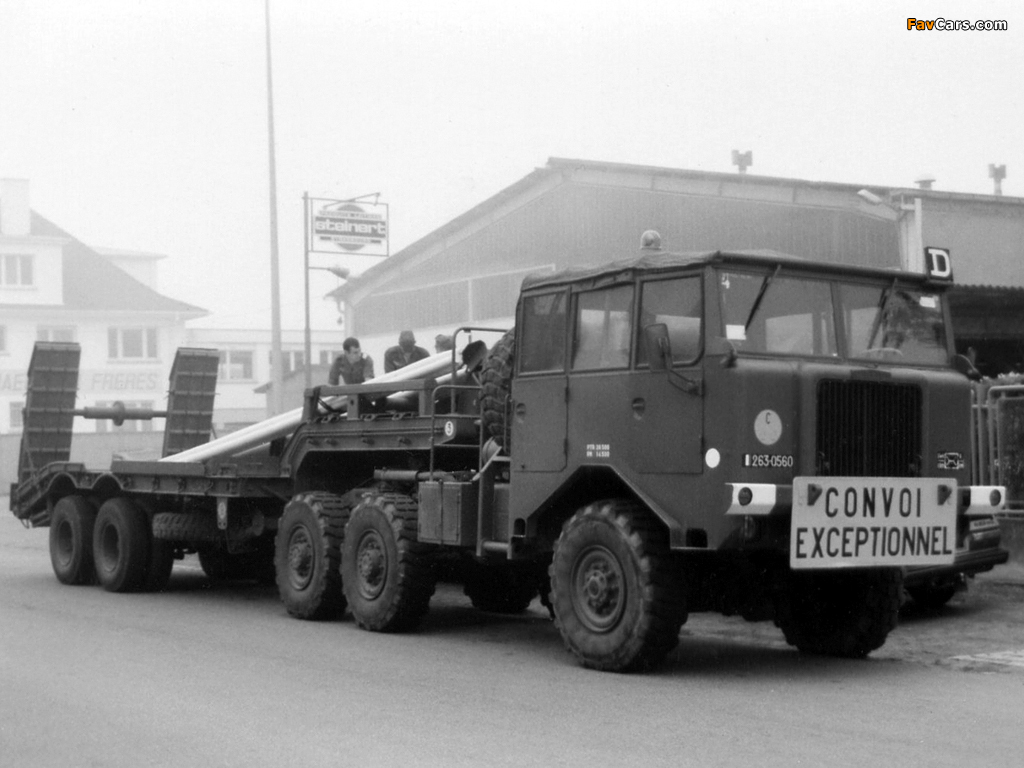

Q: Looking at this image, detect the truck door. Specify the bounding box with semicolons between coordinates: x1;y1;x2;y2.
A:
564;284;637;471
629;275;704;474
510;291;569;472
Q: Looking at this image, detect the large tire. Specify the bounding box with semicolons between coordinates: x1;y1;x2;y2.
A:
480;329;514;451
143;538;175;592
464;562;539;614
906;582;958;609
549;500;686;672
200;543;275;585
775;568;903;658
152;511;222;544
274;492;350;620
342;493;434;632
49;495;98;585
93;497;151;593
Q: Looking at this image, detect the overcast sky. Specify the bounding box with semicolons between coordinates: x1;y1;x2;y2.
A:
1;0;1020;330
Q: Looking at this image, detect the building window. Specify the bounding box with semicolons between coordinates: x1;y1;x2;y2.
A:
319;350;342;366
0;325;6;353
1;254;33;286
219;350;254;380
10;401;24;430
269;350;305;374
94;400;154;433
38;327;76;343
108;328;158;360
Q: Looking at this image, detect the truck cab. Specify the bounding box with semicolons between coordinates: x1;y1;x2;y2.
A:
495;245;1007;667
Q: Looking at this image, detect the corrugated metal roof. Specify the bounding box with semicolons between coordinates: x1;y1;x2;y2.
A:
334;156;1024;304
519;248;924;291
24;212;207;316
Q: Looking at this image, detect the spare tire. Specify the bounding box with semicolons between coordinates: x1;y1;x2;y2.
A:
480;329;515;451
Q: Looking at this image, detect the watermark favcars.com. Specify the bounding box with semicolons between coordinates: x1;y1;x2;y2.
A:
907;18;1007;31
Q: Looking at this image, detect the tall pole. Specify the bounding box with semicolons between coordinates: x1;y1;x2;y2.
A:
265;0;284;415
303;192;313;391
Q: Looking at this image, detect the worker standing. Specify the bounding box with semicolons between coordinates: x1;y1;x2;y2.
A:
329;337;375;385
383;330;430;373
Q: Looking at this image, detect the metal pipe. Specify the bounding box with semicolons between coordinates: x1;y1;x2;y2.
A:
160;351;458;464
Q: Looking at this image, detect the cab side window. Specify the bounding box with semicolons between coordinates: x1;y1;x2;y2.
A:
637;277;702;365
519;291;568;373
572;285;634;371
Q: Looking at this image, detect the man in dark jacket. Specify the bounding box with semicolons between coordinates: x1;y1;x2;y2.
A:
329;337;375;385
383;330;430;373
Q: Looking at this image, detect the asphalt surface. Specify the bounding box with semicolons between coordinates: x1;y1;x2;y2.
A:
2;508;1024;767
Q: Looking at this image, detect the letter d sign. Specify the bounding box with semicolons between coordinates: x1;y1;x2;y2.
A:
924;247;953;282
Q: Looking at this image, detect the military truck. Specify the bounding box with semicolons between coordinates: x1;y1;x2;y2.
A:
10;237;1009;672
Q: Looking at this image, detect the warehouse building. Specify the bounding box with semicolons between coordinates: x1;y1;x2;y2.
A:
337;158;1024;376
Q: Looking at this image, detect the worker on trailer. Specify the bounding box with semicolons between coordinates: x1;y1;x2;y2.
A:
329;337;375;385
384;330;430;373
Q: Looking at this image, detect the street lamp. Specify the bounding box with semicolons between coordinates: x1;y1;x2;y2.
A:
303;263;350;391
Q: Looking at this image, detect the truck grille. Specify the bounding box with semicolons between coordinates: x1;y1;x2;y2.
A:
816;379;922;477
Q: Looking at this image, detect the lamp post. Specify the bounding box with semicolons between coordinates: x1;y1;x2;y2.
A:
303;254;350;391
264;0;284;415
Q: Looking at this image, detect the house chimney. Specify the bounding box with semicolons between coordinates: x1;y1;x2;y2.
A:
914;174;935;191
0;178;31;236
989;164;1006;196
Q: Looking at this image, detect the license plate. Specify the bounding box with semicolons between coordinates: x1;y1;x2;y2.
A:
790;477;957;569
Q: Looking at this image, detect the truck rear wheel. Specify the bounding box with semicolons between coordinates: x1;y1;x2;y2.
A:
275;493;349;620
93;497;151;593
480;329;514;451
342;493;434;632
775;568;903;658
49;495;98;585
550;500;686;672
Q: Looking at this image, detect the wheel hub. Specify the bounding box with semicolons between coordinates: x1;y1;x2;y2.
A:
286;527;314;590
572;546;625;633
356;531;386;600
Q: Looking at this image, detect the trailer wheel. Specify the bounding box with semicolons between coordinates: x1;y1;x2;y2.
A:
274;493;349;620
775;568;903;658
93;497;151;593
342;493;434;632
464;562;539;614
49;495;98;585
480;329;515;451
550;500;686;672
143;538;175;592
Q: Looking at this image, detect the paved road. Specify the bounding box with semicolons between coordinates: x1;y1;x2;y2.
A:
2;510;1023;768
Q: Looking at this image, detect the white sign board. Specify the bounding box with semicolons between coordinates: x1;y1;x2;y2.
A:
790;477;957;569
309;198;389;257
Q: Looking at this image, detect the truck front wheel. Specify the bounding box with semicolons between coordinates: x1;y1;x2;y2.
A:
775;568;903;658
49;495;98;585
550;500;686;672
274;493;349;620
342;493;434;632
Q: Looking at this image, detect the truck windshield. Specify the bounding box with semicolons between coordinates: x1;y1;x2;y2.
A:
718;269;950;364
838;283;949;365
719;271;838;357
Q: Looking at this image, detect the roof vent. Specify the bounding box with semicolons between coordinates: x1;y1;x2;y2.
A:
914;174;936;190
